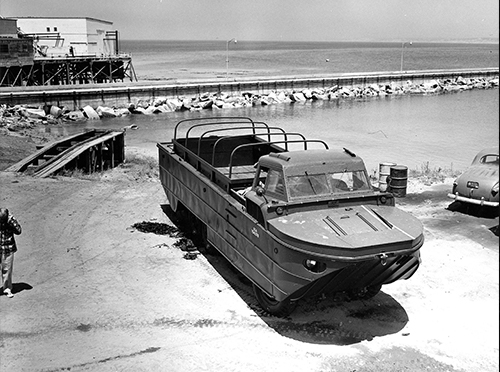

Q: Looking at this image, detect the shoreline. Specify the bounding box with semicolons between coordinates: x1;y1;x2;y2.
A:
1;73;498;129
1;73;498;173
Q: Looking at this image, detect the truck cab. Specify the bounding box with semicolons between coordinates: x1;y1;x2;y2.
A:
245;149;395;227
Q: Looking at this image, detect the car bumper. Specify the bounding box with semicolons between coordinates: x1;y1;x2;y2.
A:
447;193;499;207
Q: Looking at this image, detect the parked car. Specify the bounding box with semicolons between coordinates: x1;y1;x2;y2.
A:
448;147;499;207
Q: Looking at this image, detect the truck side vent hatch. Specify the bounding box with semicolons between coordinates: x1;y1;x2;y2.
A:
369;208;394;229
323;216;347;236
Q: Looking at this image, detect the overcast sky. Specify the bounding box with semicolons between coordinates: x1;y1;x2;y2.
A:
1;0;498;42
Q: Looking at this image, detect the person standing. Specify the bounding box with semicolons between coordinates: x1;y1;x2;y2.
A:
0;208;22;298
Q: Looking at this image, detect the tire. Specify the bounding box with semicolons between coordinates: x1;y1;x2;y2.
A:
195;219;218;255
253;284;297;317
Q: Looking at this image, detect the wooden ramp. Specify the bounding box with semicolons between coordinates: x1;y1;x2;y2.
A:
6;129;125;178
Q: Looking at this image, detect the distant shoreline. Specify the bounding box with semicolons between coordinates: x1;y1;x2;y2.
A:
120;39;499;45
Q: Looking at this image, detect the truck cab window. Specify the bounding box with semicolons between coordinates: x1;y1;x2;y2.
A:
265;169;286;198
328;170;370;192
288;173;329;198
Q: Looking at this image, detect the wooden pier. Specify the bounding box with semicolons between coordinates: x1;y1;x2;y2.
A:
0;54;136;87
6;128;125;177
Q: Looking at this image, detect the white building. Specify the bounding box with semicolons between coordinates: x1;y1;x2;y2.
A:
12;16;118;57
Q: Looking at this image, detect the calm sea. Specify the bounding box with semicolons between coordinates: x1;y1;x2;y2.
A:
58;40;498;173
120;40;499;82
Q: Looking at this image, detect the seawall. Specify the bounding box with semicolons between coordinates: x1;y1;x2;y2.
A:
0;68;498;111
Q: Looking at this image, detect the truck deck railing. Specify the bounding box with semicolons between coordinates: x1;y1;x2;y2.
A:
227;140;329;178
170;116;329;190
198;125;288;156
210;130;306;165
174;117;260;143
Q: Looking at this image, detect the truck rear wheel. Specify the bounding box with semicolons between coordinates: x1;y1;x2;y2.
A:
253;284;297;317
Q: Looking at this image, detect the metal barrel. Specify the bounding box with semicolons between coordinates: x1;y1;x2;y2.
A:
389;165;408;197
378;162;396;192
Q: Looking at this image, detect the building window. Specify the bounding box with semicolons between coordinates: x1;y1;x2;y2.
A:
0;44;9;54
54;27;58;32
46;27;50;32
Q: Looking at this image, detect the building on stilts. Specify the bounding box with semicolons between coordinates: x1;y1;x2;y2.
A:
0;16;136;87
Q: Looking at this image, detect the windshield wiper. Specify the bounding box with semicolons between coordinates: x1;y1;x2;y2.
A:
304;171;317;194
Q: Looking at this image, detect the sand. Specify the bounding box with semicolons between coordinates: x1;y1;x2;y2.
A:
0;128;498;372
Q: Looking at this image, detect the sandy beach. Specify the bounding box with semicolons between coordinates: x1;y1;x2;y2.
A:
0;126;498;371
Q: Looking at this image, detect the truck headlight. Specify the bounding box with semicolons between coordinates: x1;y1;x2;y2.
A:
303;259;326;273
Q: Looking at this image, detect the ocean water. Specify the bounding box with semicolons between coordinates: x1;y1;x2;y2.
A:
120;40;499;82
63;88;499;174
55;40;499;173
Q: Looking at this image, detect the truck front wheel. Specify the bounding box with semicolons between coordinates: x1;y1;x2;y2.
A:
253;284;297;317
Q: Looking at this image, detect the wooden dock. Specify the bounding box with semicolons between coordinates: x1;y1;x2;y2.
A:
6;128;125;177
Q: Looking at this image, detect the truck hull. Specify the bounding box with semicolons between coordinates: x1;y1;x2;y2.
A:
158;142;422;305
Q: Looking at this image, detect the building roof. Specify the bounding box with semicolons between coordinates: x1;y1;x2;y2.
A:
7;16;113;25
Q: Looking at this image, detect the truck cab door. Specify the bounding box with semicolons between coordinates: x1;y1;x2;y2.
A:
245;191;266;226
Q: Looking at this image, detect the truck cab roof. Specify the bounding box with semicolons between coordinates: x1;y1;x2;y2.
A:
257;148;373;202
259;148;366;176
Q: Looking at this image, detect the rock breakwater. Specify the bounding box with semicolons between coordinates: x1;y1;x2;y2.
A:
1;75;498;132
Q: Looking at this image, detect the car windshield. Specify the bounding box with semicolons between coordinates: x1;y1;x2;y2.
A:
287;170;371;199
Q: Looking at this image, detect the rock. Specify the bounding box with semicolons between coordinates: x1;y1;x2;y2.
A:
329;91;339;99
132;107;147;114
115;108;131;116
22;108;46;120
199;92;211;101
67;110;85;121
259;96;270;105
82;105;100;120
96;106;117;118
136;100;150;109
181;98;192;110
166;98;183;111
291;92;306;102
197;100;213;109
212;99;225;108
277;91;287;102
302;89;313;99
49;105;63;118
267;92;278;103
152;105;170;114
153;98;167;106
339;87;352;97
143;106;157;115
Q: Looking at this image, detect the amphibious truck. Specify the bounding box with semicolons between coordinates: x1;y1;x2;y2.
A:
157;117;423;316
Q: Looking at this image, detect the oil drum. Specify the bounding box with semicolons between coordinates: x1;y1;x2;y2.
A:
389;165;408;197
378;162;396;192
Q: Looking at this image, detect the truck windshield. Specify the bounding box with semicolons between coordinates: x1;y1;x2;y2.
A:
287;170;371;199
